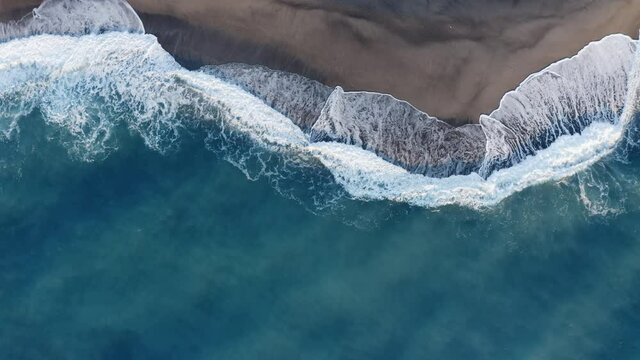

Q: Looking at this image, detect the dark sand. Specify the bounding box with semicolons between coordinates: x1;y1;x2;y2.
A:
0;0;38;20
2;0;640;124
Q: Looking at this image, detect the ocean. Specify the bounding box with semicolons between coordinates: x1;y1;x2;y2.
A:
2;107;640;360
1;1;640;359
3;100;640;359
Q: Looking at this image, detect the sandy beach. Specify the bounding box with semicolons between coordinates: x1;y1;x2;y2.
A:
3;0;640;123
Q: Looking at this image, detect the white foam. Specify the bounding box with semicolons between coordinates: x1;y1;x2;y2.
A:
0;0;144;43
200;63;333;132
0;33;308;159
310;41;640;208
308;121;626;208
480;34;637;175
0;32;638;209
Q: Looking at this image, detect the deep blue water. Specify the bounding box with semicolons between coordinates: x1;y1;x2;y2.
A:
1;112;640;359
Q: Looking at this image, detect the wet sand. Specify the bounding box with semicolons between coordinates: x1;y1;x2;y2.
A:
0;0;38;21
2;0;640;124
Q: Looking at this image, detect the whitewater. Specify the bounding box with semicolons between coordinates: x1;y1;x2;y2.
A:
1;0;640;210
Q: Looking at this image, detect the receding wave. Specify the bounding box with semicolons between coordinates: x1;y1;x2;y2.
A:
0;0;144;43
0;0;639;210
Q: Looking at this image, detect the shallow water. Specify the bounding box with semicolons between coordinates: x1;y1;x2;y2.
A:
1;112;640;359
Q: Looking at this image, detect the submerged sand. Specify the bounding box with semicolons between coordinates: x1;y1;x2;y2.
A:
2;0;640;124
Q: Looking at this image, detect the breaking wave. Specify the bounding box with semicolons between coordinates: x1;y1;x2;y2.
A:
209;34;640;180
1;0;639;210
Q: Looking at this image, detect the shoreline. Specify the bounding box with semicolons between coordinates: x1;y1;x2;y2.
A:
1;0;639;125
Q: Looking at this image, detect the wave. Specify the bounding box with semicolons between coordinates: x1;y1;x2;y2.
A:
202;63;484;178
203;62;489;178
0;31;638;210
1;0;639;210
202;35;640;181
479;34;638;177
201;63;333;132
0;0;144;43
309;87;487;178
0;33;309;158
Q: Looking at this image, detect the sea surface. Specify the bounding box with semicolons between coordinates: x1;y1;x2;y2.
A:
2;1;640;359
1;109;640;360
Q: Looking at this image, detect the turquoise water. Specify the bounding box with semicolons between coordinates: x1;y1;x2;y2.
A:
1;110;640;359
